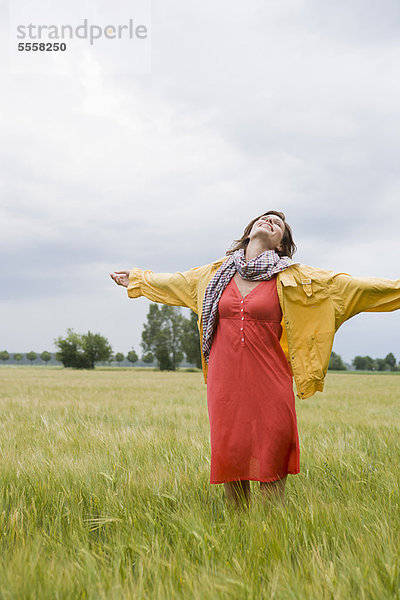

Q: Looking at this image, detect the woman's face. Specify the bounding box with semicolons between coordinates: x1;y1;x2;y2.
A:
248;214;285;251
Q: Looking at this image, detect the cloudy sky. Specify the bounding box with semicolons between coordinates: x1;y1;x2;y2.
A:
1;0;400;364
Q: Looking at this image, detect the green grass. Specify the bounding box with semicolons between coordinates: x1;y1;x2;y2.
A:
0;368;399;599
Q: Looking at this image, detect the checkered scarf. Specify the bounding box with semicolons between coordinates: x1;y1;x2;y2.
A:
201;248;293;363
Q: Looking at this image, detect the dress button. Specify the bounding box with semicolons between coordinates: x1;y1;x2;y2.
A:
241;309;243;312
241;300;243;304
241;317;244;320
240;327;243;331
241;338;244;341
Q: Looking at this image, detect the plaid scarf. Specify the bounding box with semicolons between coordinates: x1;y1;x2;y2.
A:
201;248;293;363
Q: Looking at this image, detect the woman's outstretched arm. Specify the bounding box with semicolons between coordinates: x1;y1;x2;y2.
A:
110;264;210;313
333;272;400;326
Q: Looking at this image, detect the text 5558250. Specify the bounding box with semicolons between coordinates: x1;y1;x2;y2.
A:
18;42;67;51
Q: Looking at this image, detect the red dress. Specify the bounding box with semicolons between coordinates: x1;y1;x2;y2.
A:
206;276;300;484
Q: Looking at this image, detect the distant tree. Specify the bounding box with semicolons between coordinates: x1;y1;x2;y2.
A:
54;328;113;369
55;329;82;367
81;331;113;369
13;353;23;362
375;358;389;372
353;355;376;371
40;351;52;364
181;310;202;369
384;352;397;371
0;350;10;364
328;351;347;371
141;352;154;364
127;349;138;365
26;351;37;364
353;356;365;370
141;304;185;371
115;352;125;364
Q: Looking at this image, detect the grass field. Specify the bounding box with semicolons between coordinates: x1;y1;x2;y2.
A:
0;367;399;599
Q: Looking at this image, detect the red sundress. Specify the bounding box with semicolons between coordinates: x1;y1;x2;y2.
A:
206;276;300;484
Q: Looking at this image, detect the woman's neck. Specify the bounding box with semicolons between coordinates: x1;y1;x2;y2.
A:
245;239;276;262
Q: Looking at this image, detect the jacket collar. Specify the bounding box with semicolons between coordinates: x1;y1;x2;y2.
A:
277;264;298;287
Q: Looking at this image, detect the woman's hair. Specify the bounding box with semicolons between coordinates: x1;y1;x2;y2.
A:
226;210;297;258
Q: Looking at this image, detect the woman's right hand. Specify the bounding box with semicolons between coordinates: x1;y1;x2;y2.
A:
109;270;130;288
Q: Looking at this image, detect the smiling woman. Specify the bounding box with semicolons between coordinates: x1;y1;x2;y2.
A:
226;211;296;260
110;210;400;510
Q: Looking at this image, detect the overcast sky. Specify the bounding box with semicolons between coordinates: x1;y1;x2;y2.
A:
1;0;400;363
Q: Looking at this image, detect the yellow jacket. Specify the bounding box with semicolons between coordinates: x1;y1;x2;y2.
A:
127;257;400;399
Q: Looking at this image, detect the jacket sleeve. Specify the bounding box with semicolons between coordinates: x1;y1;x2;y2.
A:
334;273;400;326
126;265;204;313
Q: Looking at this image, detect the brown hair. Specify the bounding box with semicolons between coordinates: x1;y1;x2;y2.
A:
226;210;297;258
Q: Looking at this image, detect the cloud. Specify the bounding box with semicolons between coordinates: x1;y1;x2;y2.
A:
1;0;400;362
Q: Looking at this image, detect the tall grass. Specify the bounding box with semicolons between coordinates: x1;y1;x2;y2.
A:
0;367;399;599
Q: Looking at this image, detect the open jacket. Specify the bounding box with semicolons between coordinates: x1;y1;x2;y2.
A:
127;257;400;399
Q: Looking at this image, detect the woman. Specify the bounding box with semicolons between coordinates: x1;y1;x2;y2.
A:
110;211;400;508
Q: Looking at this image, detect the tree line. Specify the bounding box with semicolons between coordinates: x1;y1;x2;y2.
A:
1;304;398;371
0;350;52;364
0;305;201;370
328;351;399;371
